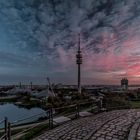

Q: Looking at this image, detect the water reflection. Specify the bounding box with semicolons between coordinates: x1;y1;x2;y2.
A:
0;103;46;128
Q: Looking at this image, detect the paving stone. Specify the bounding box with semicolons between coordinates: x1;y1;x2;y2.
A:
33;109;140;140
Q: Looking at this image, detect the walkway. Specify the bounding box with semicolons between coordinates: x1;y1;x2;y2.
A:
34;109;140;140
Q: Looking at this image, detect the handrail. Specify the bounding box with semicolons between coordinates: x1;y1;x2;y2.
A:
106;105;130;110
54;101;94;110
54;104;76;110
11;112;47;125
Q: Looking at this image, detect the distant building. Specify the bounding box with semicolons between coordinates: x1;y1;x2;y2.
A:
121;78;128;90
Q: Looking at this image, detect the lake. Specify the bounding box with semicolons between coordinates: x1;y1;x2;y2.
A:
0;103;47;128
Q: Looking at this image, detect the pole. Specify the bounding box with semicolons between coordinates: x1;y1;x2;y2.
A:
76;104;79;118
8;123;11;140
50;107;53;129
100;99;103;109
48;110;51;129
49;107;53;129
4;117;8;140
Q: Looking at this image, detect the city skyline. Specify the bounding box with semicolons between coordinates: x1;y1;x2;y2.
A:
0;0;140;85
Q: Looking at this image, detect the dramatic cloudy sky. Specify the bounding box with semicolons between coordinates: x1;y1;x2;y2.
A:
0;0;140;85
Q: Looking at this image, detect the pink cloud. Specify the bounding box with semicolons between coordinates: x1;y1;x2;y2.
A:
51;30;140;84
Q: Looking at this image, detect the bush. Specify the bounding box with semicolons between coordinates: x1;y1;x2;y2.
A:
104;93;131;110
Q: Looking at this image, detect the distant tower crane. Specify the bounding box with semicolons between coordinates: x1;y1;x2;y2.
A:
47;77;56;97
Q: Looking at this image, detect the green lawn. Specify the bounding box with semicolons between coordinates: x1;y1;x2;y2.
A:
130;101;140;108
17;124;49;140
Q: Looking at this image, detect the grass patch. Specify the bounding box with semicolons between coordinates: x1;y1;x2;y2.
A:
19;124;49;140
130;101;140;108
0;132;4;138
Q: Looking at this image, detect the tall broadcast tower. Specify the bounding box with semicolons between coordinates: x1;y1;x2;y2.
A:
76;34;82;94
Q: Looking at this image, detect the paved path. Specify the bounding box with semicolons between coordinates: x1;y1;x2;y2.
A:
34;109;140;140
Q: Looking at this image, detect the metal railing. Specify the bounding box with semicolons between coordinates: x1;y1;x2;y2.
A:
0;112;47;140
0;117;11;140
0;101;97;139
0;100;132;139
11;112;46;126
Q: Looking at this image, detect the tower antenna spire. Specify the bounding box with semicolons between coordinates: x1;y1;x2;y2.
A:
78;33;81;52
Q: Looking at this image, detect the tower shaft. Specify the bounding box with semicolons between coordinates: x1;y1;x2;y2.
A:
76;34;82;94
78;64;81;93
